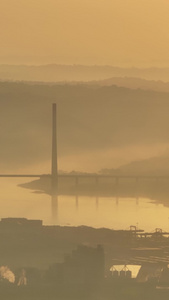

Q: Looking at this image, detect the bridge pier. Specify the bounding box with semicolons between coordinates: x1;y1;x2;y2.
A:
51;194;58;222
75;196;79;210
75;177;79;210
96;197;99;210
115;177;119;198
135;177;139;200
95;176;99;186
75;176;79;187
136;197;139;205
95;177;99;209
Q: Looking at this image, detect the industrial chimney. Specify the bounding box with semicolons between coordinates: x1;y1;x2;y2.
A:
51;103;58;194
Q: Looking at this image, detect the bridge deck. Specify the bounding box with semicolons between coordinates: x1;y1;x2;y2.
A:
0;174;169;179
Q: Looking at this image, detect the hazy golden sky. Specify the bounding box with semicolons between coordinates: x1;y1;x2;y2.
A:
1;0;169;66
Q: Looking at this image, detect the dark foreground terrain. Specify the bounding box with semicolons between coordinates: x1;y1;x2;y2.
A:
0;218;169;299
1;281;169;300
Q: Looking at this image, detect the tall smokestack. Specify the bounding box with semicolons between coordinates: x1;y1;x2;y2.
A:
51;103;58;194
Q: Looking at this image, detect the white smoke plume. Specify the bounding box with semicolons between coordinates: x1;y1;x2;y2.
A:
0;266;15;283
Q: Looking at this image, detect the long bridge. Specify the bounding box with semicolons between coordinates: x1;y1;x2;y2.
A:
1;104;169;220
1;174;169;179
0;103;169;189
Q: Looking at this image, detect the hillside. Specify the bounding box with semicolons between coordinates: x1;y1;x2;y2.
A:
100;154;169;176
0;82;169;173
91;77;169;93
2;65;169;82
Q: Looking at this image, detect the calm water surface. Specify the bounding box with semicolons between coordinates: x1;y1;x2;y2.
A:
0;178;169;232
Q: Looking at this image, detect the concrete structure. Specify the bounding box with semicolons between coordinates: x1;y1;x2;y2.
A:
47;245;105;286
51;103;58;195
1;103;169;184
0;218;42;227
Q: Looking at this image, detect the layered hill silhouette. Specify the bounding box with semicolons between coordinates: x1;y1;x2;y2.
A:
100;154;169;176
2;64;169;82
90;77;169;93
1;81;169;173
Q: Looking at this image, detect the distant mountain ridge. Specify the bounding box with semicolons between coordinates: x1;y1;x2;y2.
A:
90;77;169;93
1;81;169;172
2;76;169;95
2;64;169;82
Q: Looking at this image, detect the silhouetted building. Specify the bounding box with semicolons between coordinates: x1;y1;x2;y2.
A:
158;266;169;286
0;218;42;228
47;245;105;287
136;264;162;283
46;263;64;284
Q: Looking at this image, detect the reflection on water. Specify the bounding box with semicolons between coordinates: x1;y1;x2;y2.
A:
51;194;58;220
1;178;169;231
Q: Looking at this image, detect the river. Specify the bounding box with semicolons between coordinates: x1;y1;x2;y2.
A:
1;178;169;232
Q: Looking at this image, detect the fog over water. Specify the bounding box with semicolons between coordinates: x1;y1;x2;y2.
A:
0;81;169;233
2;1;169;298
1;178;169;232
